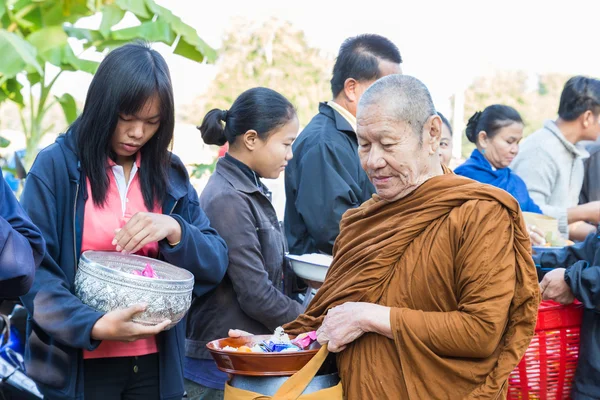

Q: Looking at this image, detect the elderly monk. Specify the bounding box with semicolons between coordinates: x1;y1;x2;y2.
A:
283;75;540;399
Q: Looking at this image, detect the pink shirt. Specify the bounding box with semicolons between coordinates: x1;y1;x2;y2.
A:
82;154;162;359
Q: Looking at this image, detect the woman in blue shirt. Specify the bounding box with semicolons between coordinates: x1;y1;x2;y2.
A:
455;104;543;214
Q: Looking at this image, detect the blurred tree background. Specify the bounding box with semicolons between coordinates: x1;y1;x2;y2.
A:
460;71;571;156
180;18;333;128
181;18;575;160
0;6;581;175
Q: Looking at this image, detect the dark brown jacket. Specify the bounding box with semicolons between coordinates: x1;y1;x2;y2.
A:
186;156;303;359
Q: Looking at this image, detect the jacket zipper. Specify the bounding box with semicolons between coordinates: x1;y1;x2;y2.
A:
157;199;179;261
73;182;79;272
169;200;178;215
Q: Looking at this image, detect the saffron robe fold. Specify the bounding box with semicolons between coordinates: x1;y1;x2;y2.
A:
284;170;540;399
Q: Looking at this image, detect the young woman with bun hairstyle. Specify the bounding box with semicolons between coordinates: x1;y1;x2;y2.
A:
184;87;304;399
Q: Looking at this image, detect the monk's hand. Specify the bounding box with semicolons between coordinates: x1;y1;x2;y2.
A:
540;268;575;305
317;302;371;353
113;212;182;254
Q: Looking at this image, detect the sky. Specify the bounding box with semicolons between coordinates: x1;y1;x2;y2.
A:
54;0;600;118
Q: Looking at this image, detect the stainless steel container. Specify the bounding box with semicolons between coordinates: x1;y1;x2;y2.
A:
229;373;340;396
74;251;194;329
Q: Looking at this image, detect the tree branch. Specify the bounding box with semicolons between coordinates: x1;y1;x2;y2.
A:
18;108;28;137
42;100;57;116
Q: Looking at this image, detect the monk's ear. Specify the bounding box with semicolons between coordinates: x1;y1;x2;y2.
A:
425;115;442;154
242;129;259;151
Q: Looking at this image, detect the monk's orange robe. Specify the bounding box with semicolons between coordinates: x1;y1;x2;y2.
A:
284;170;540;399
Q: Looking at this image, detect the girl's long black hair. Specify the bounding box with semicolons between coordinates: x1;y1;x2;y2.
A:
73;41;174;210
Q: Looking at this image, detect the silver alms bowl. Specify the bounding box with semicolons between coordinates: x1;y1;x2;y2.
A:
74;251;194;329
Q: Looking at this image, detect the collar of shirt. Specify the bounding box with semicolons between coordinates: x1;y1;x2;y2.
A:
223;153;272;201
327;100;357;132
107;152;142;214
544;120;590;159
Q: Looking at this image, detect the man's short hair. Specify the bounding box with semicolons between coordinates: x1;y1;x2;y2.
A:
330;34;402;98
359;75;436;137
558;76;600;121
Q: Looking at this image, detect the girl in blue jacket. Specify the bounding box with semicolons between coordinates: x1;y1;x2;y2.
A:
19;43;228;400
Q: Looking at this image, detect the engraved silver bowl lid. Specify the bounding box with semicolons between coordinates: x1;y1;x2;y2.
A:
79;251;194;289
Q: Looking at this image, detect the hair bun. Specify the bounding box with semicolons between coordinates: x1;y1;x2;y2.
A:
465;111;482;144
198;108;228;146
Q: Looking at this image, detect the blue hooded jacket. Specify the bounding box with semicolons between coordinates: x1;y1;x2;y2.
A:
19;131;228;400
0;174;44;298
455;149;543;214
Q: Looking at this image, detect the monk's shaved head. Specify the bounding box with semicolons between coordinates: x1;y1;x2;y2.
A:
358;74;436;136
355;74;444;202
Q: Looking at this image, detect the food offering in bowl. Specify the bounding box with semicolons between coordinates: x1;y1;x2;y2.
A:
207;327;321;376
74;251;194;329
532;233;574;254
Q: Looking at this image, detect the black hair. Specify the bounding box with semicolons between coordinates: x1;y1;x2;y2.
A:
73;41;174;210
437;112;453;136
198;87;296;146
465;105;523;144
558;76;600;121
330;34;402;98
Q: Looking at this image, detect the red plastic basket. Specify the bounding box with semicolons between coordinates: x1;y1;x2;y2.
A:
507;300;583;400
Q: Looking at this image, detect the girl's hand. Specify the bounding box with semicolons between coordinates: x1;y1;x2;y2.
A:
91;304;171;342
113;212;181;254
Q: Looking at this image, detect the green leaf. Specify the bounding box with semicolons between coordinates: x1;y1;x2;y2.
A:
61;44;99;74
173;37;206;63
111;19;175;45
114;0;150;19
90;39;132;52
0;135;10;148
190;162;216;178
99;3;125;38
55;93;78;124
0;1;6;21
0;77;24;106
41;0;95;26
27;26;68;66
12;0;32;12
26;71;40;85
0;30;42;77
86;0;102;12
146;3;217;63
20;4;42;31
64;26;104;42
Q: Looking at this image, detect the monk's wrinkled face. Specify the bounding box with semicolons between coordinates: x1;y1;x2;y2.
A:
357;103;443;202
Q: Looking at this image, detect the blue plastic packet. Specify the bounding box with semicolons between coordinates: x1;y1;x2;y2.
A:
261;340;300;352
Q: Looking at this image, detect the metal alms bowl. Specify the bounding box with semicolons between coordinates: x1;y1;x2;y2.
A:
74;251;194;329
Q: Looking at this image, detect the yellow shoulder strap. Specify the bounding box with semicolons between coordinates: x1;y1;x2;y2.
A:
271;346;330;400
